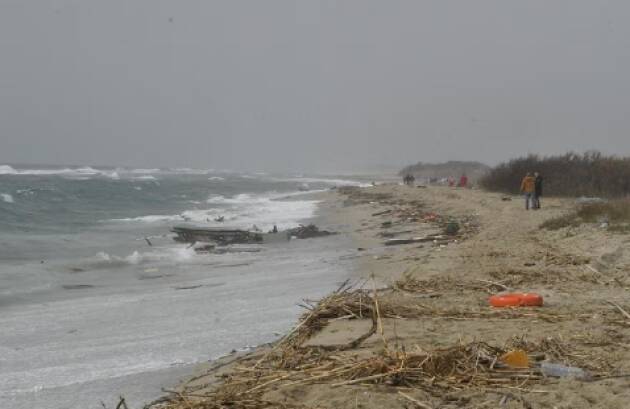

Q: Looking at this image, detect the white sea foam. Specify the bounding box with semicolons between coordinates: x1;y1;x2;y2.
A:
170;168;214;175
269;176;371;187
0;165;17;175
130;168;161;174
132;175;157;181
1;193;14;203
190;192;319;230
208;176;225;181
0;165;121;178
110;191;319;231
110;214;184;223
94;247;198;267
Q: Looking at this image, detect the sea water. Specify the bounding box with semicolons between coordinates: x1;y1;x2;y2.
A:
0;166;366;409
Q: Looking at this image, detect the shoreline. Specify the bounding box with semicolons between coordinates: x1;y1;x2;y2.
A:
146;184;630;409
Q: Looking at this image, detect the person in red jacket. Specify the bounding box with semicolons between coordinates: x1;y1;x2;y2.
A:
458;174;468;188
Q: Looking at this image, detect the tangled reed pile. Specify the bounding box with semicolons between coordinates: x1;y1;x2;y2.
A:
146;278;610;409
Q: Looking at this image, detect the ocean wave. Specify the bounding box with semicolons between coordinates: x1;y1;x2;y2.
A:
131;175;157;181
1;193;14;203
94;247;198;266
0;165;120;179
169;168;215;175
130;168;161;174
0;165;17;174
110;214;184;223
193;193;320;230
269;176;371;187
208;176;226;181
109;190;320;231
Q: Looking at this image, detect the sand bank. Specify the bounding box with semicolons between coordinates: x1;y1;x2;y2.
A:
146;184;630;409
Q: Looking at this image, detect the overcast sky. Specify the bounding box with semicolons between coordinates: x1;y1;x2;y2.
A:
1;1;630;172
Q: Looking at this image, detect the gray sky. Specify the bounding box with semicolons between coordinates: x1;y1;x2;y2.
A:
2;1;630;172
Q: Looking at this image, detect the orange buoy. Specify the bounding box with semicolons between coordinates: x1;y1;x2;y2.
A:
489;293;543;307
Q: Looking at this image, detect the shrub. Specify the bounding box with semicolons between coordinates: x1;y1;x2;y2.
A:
480;151;630;198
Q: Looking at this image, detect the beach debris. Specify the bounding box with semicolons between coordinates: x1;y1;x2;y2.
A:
172;225;264;245
115;396;129;409
385;234;447;246
489;293;544;307
174;285;203;291
444;221;460;235
379;230;414;238
287;224;335;239
191;242;216;253
147;277;612;409
172;225;290;245
372;209;392;216
500;349;530;368
539;362;591;380
501;196;512;201
381;221;393;228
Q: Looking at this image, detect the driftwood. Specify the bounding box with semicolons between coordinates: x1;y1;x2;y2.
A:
385;235;447;246
287;224;336;239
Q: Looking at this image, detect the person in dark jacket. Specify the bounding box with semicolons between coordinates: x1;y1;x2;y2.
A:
533;172;543;209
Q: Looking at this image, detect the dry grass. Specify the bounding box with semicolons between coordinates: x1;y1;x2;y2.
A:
145;276;624;409
541;199;630;231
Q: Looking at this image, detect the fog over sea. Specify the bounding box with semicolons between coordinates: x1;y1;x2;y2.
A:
0;165;366;409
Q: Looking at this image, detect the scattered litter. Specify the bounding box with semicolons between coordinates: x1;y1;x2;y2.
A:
500;349;530;368
287;224;336;239
444;221;460;235
174;285;203;291
385;234;448;246
540;362;591;380
489;293;543;307
372;210;392;216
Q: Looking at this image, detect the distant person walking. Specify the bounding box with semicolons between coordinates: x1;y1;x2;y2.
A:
533;172;543;209
458;174;468;188
520;172;536;210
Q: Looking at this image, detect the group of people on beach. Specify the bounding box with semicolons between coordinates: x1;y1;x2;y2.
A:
402;174;415;186
520;172;543;210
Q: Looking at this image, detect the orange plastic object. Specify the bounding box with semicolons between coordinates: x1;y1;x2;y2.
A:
489;293;543;307
500;350;530;368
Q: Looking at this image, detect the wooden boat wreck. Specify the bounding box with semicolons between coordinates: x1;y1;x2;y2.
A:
171;225;288;245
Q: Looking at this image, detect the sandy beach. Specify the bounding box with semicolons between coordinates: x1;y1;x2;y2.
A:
148;183;630;409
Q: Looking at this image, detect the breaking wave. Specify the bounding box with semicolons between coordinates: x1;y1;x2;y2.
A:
0;165;120;179
1;193;14;203
269;176;371;187
111;191;319;231
93;247;198;267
